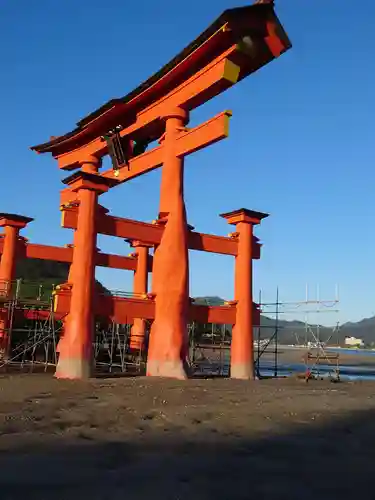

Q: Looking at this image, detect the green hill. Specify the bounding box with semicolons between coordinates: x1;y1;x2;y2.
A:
14;258;109;300
16;258;69;285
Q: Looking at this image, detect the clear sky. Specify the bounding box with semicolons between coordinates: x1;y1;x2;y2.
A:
0;0;374;325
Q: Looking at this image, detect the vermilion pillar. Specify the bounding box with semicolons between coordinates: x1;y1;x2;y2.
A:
65;203;108;289
0;214;33;359
55;235;77;355
56;168;117;379
158;108;189;220
147;107;190;378
221;208;268;380
129;240;150;351
57;203;110;355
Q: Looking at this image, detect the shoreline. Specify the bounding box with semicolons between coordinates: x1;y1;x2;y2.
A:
260;345;375;367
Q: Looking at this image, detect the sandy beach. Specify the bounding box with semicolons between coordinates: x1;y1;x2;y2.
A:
1;375;375;499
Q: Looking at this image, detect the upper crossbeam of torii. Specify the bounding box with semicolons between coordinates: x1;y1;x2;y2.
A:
30;1;291;177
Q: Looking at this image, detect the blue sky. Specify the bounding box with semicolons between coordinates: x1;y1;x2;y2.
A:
0;0;374;325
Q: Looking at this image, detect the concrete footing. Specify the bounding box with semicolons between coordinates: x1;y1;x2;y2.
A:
55;357;91;380
146;360;187;379
230;362;255;380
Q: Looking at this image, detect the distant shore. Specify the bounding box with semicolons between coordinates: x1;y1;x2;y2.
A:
260;345;375;369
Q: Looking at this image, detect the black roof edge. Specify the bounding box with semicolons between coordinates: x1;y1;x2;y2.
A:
78;4;272;128
31;2;276;152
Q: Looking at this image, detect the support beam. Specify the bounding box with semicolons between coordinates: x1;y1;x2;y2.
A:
96;251;150;271
190;302;260;325
56;59;238;169
0;239;144;271
59;111;231;206
54;289;260;326
62;207;261;259
61;208;255;257
101;110;231;183
55;291;156;323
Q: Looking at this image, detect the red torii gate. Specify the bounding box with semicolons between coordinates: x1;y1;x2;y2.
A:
27;2;291;380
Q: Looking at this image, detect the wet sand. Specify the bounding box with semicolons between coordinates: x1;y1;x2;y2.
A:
1;375;375;499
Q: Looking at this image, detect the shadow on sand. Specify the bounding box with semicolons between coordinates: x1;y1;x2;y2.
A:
0;406;373;499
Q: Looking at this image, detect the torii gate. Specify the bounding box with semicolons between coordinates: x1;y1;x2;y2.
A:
30;2;291;380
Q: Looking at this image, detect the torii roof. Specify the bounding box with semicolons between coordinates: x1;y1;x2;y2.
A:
31;1;291;156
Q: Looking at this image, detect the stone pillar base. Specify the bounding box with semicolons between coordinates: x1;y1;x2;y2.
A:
230;362;255;380
146;360;187;379
55;357;91;380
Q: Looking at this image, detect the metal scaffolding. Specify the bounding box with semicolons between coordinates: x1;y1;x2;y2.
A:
0;280;341;380
189;322;231;377
94;319;148;375
0;279;62;373
255;285;340;381
0;280;146;376
187;296;232;377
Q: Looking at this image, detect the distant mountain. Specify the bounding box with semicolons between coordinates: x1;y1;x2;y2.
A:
340;317;375;346
15;258;109;296
16;258;69;285
10;270;375;345
342;317;375;329
194;296;225;306
271;315;375;346
194;296;375;347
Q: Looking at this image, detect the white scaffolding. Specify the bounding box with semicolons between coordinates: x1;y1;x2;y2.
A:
255;285;340;380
